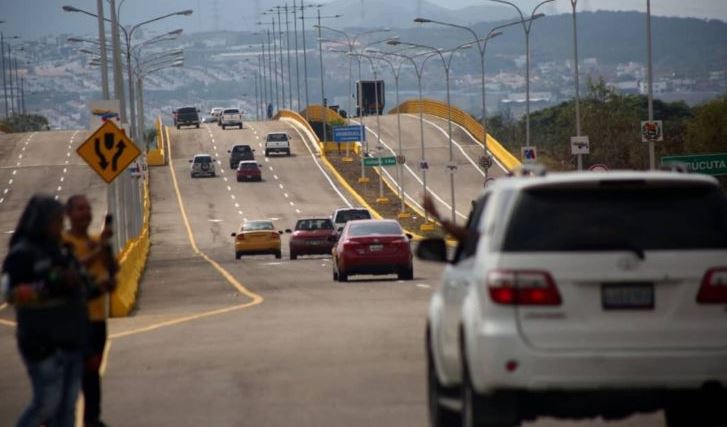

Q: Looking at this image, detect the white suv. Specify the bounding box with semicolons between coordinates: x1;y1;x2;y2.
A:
220;108;243;129
189;154;216;178
418;170;727;427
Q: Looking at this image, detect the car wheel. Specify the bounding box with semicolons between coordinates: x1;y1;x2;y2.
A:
461;337;519;427
290;251;297;260
191;173;196;178
665;392;724;427
196;124;200;128
265;150;270;157
332;268;338;281
427;330;461;427
286;149;291;156
222;125;226;130
235;251;242;260
274;250;282;259
338;267;348;282
176;125;180;129
236;177;242;182
398;265;414;281
239;124;243;129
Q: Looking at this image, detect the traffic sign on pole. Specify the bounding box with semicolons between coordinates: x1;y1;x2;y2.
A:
332;125;365;142
570;136;590;155
661;153;727;176
521;146;537;163
77;120;141;184
641;120;663;142
364;156;397;167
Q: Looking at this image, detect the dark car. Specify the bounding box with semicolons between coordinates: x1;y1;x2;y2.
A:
332;219;413;282
174;106;200;129
228;144;255;169
236;161;262;182
288;217;337;260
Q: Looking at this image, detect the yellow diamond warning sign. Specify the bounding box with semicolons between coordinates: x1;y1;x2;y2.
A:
77;120;141;184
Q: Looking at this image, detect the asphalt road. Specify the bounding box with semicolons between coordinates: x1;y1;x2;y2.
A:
0;121;665;426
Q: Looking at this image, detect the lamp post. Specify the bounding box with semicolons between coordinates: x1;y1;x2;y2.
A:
316;8;326;143
490;0;554;151
283;4;293;110
388;40;472;223
365;50;410;217
569;0;585;170
292;0;301;110
298;6;340;120
646;0;655;170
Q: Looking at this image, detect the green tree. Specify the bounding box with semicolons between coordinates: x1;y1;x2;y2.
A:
0;114;50;133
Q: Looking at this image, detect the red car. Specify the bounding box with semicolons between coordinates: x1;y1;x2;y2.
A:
332;219;413;282
288;217;337;260
236;160;262;182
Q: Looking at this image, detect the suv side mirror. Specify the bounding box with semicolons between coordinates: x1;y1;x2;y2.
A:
230;232;237;237
416;238;448;263
188;159;193;163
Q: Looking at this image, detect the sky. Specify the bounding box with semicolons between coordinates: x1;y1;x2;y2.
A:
0;0;725;41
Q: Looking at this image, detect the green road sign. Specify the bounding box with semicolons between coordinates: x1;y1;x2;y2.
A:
364;156;397;167
661;153;727;176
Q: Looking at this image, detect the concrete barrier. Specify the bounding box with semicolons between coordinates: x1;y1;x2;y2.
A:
390;99;521;171
147;117;166;166
110;140;152;317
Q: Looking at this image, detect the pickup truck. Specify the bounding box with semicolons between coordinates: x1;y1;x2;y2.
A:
174;106;200;129
264;132;291;156
221;108;243;129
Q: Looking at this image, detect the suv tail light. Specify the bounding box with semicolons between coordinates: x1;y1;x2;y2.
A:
697;268;727;304
487;270;561;306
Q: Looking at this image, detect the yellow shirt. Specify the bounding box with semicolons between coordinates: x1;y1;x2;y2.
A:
63;231;112;321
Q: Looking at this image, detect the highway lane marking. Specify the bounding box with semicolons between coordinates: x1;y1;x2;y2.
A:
273;174;279;180
8;179;12;185
283;193;289;198
278;183;284;189
208;219;223;222
223;177;228;182
231;195;236;200
417;284;432;289
227;185;232;191
289;201;295;206
107;126;266;340
295;209;301;214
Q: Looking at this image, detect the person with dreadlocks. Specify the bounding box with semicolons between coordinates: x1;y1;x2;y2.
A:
1;195;94;427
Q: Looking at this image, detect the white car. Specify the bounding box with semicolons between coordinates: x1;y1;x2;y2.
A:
264;132;291;156
189;154;216;178
418;170;727;427
330;207;372;232
210;107;224;118
220;108;243;129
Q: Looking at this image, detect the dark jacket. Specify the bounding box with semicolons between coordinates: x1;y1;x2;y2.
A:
2;238;92;361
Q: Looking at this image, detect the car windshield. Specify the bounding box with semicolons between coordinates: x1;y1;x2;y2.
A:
335;209;371;223
347;222;402;236
503;184;727;252
296;219;334;231
242;221;274;231
266;133;288;142
233;146;251;153
224;109;239;114
194;156;211;163
178;107;196;114
238;163;257;170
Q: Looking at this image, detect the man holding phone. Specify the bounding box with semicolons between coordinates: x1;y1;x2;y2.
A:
64;195;117;427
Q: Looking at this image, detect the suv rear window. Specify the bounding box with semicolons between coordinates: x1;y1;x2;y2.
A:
266;133;288;142
232;146;252;153
178;107;196;114
348;222;402;236
238;163;257;170
334;209;371;223
503;184;727;252
224;109;239;114
194;156;212;163
296;219;333;231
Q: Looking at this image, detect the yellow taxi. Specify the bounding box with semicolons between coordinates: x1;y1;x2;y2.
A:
231;220;282;259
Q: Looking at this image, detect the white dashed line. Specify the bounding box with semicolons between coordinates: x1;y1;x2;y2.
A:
57;186;62;192
3;189;8;194
289;201;295;206
234;203;240;208
60;177;64;182
231;195;236;200
265;158;269;163
278;184;284;189
223;177;228;182
283;193;289;198
295;209;301;214
273;175;279;180
8;179;12;185
227;185;232;191
416;284;431;289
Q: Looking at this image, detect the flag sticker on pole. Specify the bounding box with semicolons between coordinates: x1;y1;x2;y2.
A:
521;146;537;163
641;120;663;142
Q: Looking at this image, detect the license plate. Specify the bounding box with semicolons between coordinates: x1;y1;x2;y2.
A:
602;283;654;310
307;240;321;245
369;244;383;252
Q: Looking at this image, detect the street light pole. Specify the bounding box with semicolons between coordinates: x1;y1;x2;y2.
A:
275;9;286;110
284;4;293;110
490;0;554;151
108;0;127;123
646;0;655;170
316;9;327;143
570;0;583;170
292;0;301;111
300;1;310;118
96;0;109;100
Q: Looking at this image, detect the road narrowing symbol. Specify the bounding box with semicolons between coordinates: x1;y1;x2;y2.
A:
77;120;141;183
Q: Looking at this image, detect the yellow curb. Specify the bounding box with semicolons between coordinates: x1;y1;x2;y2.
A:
342;157;354;162
375;197;390;204
357;176;371;184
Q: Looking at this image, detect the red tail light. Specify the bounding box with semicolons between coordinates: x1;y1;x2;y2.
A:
271;232;280;240
697;268;727;304
236;234;245;241
487;270;561;306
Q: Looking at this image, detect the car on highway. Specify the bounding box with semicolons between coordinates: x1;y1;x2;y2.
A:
235;161;262;182
201;115;217;124
173;106;200;129
264;132;291;156
288;217;337;260
231;220;282;259
331;207;372;232
228;144;255;169
210;107;224;119
417;170;727;427
332;219;413;282
220;108;243;130
189;154;216;178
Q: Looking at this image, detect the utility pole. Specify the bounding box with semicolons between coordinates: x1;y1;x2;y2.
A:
97;0;110;99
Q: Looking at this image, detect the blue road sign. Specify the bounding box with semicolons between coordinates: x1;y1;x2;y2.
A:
333;125;366;143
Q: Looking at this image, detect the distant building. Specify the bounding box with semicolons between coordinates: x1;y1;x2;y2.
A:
609;81;640;95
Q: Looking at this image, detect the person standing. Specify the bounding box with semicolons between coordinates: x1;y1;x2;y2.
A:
63;195;117;427
1;195;91;427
